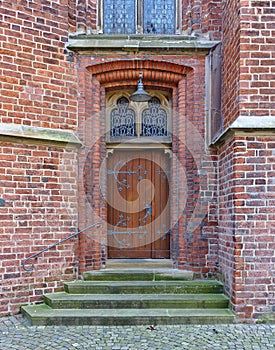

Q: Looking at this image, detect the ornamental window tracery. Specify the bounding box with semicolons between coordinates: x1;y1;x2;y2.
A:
107;92;171;142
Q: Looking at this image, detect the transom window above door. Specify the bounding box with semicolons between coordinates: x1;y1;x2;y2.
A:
106;91;172;143
101;0;178;35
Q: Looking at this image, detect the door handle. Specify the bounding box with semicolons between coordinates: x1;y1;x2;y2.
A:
139;204;152;223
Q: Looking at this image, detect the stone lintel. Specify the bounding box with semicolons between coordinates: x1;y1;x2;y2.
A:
0;123;82;148
67;35;220;54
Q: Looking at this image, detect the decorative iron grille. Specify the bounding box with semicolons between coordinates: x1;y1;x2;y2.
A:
110;97;136;137
142;97;168;136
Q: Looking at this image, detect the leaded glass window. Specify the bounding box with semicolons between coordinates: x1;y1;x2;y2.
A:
111;97;136;137
143;0;175;34
103;0;136;34
141;97;167;136
103;0;176;35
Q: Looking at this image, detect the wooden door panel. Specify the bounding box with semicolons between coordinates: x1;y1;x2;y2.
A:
107;150;170;258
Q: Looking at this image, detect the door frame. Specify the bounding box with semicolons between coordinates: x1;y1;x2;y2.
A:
106;143;172;260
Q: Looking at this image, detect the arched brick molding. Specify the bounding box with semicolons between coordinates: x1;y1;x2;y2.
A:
77;57;214;276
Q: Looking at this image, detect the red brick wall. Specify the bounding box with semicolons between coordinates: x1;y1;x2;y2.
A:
1;0;274;323
219;0;275;321
0;1;79;317
218;136;275;320
221;0;240;129
0;0;77;129
181;0;223;39
239;1;275;117
218;138;237;305
0;142;78;317
222;1;275;128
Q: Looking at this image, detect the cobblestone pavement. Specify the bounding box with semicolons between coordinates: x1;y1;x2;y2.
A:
0;315;274;350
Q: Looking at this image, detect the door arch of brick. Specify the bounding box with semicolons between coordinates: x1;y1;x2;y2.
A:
77;58;207;274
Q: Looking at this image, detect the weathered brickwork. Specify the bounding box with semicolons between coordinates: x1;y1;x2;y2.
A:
221;0;240;129
0;142;78;317
239;0;275;118
0;0;274;322
222;0;275;129
181;0;223;39
0;0;79;317
218;136;275;320
218;0;275;321
0;0;77;129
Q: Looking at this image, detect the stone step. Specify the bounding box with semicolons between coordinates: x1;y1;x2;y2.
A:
83;268;194;281
106;259;174;269
21;304;234;326
64;280;224;295
44;292;230;309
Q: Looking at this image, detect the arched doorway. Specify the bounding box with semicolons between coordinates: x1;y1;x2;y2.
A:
106;90;172;259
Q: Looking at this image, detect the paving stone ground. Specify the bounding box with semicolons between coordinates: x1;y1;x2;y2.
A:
0;315;274;350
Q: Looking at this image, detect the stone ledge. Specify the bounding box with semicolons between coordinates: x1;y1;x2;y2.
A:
211;116;275;148
230;116;275;129
0;123;82;148
67;34;220;54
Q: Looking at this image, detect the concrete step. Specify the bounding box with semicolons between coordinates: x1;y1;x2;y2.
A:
44;292;230;309
106;259;174;269
21;304;234;326
64;280;224;295
83;268;194;281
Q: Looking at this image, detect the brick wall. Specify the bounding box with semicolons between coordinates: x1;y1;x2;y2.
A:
0;142;78;317
181;0;223;39
221;0;240;129
232;136;275;320
239;0;275;118
1;0;274;322
0;0;77;129
0;1;79;317
219;0;275;321
218;138;238;305
218;136;275;320
222;0;275;128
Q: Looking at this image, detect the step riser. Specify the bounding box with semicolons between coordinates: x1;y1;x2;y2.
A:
44;299;229;310
22;274;234;326
83;271;194;282
64;285;223;295
106;259;174;269
23;315;234;326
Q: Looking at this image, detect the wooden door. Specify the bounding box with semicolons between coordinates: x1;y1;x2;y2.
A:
107;149;170;258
